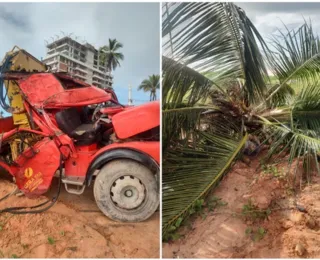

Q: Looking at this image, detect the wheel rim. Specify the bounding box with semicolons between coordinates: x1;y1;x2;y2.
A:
110;175;146;209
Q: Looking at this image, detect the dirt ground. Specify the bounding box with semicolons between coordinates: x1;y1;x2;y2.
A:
0;178;159;258
163;156;320;258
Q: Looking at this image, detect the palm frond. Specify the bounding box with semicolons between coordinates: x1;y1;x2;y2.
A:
261;81;320;132
163;56;215;107
292;81;320;133
138;75;160;101
260;116;320;180
162;2;269;104
266;83;295;108
162;130;247;236
267;22;320;100
99;38;124;72
162;105;217;150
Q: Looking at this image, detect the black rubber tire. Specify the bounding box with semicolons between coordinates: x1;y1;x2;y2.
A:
93;159;159;222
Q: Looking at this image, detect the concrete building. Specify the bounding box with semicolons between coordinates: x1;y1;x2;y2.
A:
43;36;113;89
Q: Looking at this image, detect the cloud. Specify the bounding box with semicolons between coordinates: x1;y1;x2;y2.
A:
237;2;320;38
0;3;160;105
0;7;30;31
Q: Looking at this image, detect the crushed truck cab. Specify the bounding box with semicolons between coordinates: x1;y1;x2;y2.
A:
0;48;159;222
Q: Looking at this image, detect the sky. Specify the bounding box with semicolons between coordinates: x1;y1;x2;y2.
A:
237;2;320;39
0;2;160;113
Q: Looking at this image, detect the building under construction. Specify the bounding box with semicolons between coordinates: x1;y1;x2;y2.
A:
42;36;113;89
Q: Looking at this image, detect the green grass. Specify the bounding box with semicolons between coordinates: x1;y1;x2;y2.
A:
245;226;267;241
47;237;55;245
242;199;271;221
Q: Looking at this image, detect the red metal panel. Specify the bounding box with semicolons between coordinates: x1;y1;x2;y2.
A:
112;101;160;139
2;128;49;140
91;141;160;164
18;74;64;107
17;73;112;109
65;144;98;177
43;87;112;108
14;137;61;197
0;117;14;132
100;106;125;117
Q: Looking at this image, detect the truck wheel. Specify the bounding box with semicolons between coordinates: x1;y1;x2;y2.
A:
93;159;159;222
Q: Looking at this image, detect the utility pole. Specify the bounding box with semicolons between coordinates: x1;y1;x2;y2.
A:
128;84;133;105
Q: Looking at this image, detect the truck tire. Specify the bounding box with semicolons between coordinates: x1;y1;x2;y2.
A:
93;159;159;222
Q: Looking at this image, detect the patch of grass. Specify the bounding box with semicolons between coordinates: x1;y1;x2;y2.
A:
163;199;206;242
47;236;55;245
164;196;228;241
60;231;65;236
11;254;19;258
245;226;267;242
206;196;228;212
189;199;205;215
162;216;184;242
254;227;266;241
245;227;252;235
21;244;29;250
261;163;284;178
242;199;271;221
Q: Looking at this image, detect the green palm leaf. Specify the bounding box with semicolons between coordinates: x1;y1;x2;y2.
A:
263;81;320;133
260;117;320;179
163;130;247;236
162;2;320;240
99;38;124;72
138;74;160;101
162;106;217;150
163;2;268;104
266;83;295;108
293;81;320;133
267;22;320;100
163;56;215;107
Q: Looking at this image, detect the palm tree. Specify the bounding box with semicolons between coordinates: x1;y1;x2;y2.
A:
99;39;124;87
138;74;160;101
162;2;320;239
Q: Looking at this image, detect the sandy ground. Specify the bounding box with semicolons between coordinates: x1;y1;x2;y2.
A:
163;156;320;258
0;178;159;258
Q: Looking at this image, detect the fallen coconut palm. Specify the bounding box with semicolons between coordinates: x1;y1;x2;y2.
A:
162;2;320;238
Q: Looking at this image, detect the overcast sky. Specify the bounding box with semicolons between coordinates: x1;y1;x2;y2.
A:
237;2;320;40
0;2;160;108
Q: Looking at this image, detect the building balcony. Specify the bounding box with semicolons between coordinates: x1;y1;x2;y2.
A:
47;49;56;55
92;82;102;88
98;66;106;72
74;73;87;80
74;66;87;74
92;79;102;84
92;73;105;81
43;59;57;65
56;43;69;51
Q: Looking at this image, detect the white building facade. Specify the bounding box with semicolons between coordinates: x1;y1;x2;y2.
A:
43;37;113;89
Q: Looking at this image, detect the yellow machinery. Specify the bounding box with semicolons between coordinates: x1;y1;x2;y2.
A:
0;46;47;159
1;46;47;128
